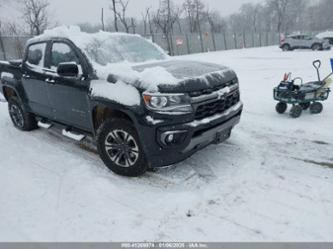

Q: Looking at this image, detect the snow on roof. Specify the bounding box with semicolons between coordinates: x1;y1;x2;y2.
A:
316;31;333;39
28;26;141;47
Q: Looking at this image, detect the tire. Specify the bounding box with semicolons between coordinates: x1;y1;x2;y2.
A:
311;43;322;51
310;102;323;114
8;97;37;131
290;105;302;118
276;102;287;114
300;102;310;110
281;44;291;51
97;118;148;177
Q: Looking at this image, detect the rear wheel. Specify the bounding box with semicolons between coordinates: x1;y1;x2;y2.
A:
310;102;323;114
8;97;37;131
290;105;303;118
276;102;287;114
281;44;291;51
97;118;148;177
311;43;322;51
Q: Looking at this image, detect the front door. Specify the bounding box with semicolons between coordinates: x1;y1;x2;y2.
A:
44;41;91;131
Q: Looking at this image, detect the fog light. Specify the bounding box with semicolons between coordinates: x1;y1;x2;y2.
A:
160;130;188;146
166;134;174;143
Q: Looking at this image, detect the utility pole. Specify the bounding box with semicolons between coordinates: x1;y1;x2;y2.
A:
101;8;105;31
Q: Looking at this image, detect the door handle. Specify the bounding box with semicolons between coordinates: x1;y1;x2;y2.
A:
45;78;56;84
22;74;31;79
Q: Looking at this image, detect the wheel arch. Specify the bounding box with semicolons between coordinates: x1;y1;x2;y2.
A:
281;43;291;50
91;103;138;133
311;43;323;49
2;86;22;102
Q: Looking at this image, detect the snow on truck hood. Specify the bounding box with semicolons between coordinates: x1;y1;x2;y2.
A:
29;26;236;106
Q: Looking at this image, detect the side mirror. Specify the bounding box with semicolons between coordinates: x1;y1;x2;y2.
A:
57;62;79;78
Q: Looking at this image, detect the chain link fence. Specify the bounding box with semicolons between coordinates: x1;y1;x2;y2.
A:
0;36;30;60
151;32;280;56
0;32;281;60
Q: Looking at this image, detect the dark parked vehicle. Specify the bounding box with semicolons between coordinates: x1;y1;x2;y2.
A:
0;28;242;176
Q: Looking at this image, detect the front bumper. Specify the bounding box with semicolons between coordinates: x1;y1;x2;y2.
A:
140;102;243;168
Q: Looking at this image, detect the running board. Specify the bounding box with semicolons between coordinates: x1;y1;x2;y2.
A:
38;121;53;129
62;129;86;141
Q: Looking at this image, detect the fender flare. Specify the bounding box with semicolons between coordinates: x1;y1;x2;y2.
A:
89;98;144;135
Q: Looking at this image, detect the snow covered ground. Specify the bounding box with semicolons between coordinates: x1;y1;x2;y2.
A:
0;46;333;242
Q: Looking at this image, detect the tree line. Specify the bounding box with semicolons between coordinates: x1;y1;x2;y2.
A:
0;0;333;57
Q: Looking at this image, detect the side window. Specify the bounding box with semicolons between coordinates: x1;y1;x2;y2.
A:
50;42;82;73
26;43;47;68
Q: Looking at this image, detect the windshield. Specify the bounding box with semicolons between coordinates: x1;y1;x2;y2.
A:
83;35;167;65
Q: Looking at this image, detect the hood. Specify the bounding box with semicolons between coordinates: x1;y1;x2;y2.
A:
132;60;237;93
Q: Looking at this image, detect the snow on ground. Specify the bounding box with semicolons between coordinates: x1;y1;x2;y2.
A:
0;46;333;242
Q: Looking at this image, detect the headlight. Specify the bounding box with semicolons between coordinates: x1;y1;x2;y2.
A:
143;92;193;114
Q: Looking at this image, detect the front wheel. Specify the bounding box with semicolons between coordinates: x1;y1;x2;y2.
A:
310;102;323;114
276;102;287;114
97;118;148;177
8;97;37;131
311;44;322;51
290;105;303;118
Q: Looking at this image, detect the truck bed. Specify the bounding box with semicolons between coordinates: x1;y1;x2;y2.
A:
0;60;22;99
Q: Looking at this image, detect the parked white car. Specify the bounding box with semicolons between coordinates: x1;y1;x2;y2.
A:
280;34;331;51
316;31;333;45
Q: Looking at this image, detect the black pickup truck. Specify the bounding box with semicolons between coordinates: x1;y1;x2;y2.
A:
0;27;243;176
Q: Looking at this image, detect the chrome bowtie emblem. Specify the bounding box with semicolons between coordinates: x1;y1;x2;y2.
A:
217;89;228;99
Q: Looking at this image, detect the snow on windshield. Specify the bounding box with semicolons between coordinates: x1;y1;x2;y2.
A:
84;35;166;65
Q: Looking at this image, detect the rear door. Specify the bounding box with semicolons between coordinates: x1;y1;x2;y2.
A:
303;35;314;48
44;41;91;131
291;36;302;48
21;42;53;117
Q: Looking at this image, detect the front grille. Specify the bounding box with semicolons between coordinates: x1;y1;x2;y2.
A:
195;91;240;120
189;79;237;97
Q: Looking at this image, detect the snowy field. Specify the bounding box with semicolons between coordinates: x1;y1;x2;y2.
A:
0;46;333;242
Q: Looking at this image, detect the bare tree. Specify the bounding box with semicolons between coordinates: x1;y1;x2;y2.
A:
141;8;149;36
183;0;195;33
153;0;181;55
206;10;226;51
7;22;25;58
110;0;119;32
268;0;289;34
0;21;7;60
130;18;136;34
239;3;260;46
147;8;155;42
22;0;50;35
110;0;131;33
183;0;205;34
192;0;205;52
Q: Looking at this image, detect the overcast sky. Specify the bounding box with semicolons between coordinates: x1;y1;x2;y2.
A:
2;0;265;25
